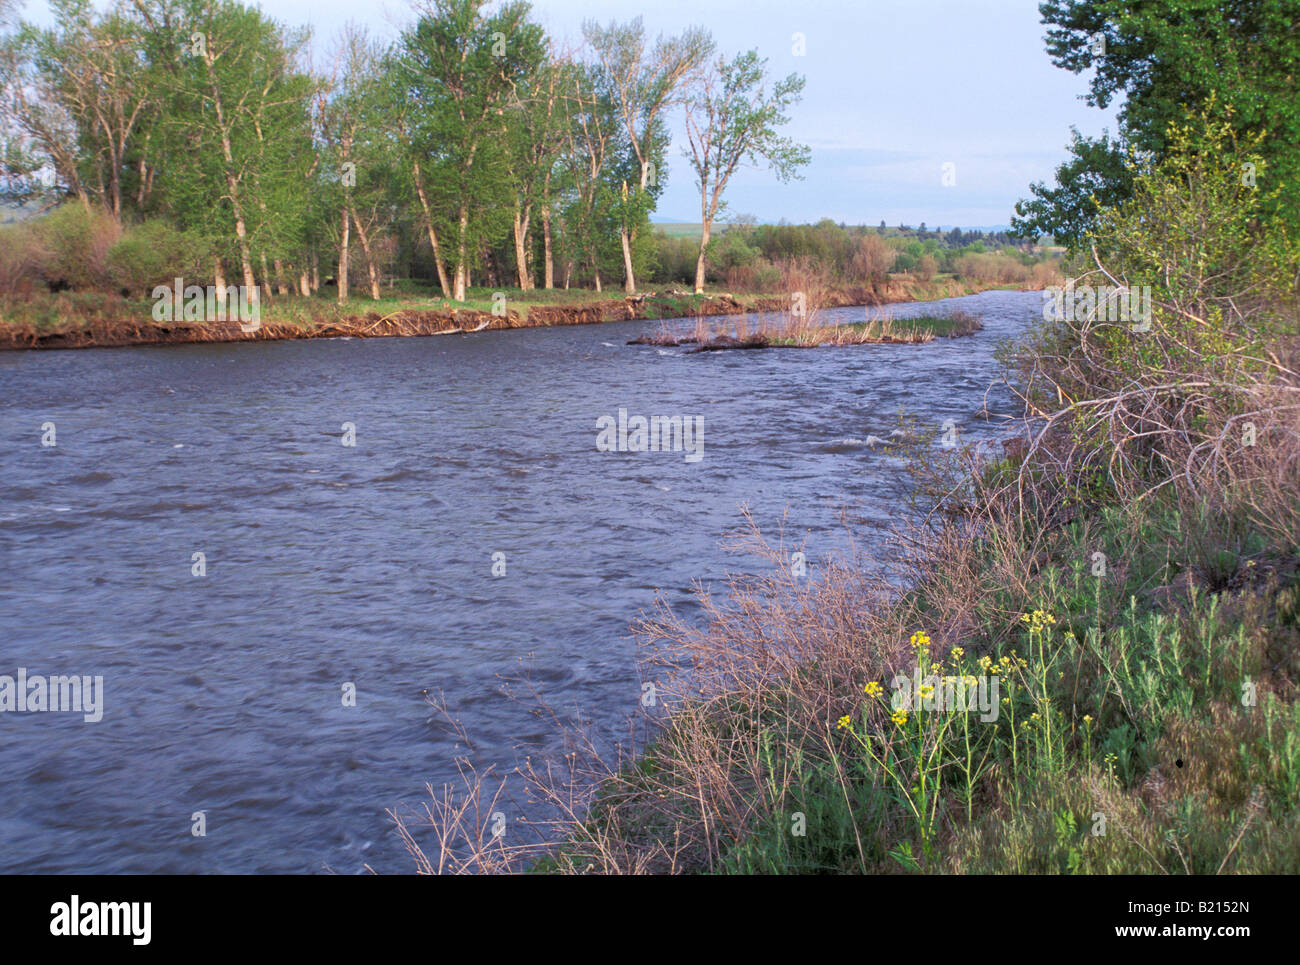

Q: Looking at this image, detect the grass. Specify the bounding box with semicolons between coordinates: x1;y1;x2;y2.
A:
632;308;984;351
707;496;1300;874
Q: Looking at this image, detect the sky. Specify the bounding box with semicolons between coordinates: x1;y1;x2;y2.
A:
22;0;1120;228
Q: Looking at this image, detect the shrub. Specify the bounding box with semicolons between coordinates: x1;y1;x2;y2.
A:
0;221;48;298
649;231;698;285
848;234;895;287
107;220;212;296
31;203;121;291
955;253;1029;285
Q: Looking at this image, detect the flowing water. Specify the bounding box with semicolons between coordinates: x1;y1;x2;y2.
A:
0;289;1040;873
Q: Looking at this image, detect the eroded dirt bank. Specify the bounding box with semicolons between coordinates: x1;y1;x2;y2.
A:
0;283;999;351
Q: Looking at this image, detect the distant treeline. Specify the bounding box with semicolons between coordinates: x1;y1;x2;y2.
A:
657;219;1059;292
0;0;818;301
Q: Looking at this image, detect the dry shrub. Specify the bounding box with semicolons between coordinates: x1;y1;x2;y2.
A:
0;221;47;298
1012;254;1300;518
955;253;1029;286
1030;259;1064;290
723;263;756;292
772;256;829;335
31;203;122;291
848;234;895;287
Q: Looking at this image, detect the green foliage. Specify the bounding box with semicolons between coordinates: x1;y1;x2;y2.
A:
106;220;210;295
682;48;809;289
1018;0;1300;245
1087;109;1298;337
32;202;120;289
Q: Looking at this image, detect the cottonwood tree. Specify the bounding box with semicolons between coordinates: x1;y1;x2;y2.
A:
379;50;452;298
501;48;573;290
683;49;808;293
400;0;546;301
557;59;618;290
1014;0;1300;245
583;17;713;293
317;25;396;301
1;0;153;217
140;0;316;298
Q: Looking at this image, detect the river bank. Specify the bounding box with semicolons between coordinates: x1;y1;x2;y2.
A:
453;292;1300;875
0;275;1034;351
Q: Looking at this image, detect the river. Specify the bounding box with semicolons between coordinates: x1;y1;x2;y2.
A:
0;288;1040;872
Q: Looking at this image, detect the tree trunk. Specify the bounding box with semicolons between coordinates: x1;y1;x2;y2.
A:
453;204;470;302
694;220;712;294
350;207;381;300
512;204;533;290
311;251;320;292
229;191;256;296
136;153;150;209
298;267;311;297
620;227;636;294
260;252;273;303
338;204;350;302
214;257;226;298
273;258;289;296
542;204;554;290
413;161;451;298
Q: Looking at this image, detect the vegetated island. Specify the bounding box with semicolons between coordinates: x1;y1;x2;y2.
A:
629;309;984;353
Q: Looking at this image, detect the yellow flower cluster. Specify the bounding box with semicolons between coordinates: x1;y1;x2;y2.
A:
979;653;1025;675
890;710;909;726
910;631;932;650
836;714;852;730
863;681;884;698
1020;610;1057;633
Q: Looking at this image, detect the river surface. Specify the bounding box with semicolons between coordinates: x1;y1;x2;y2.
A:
0;289;1039;873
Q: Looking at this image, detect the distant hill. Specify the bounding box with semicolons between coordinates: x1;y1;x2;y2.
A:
651;215;1013;234
650;221;705;238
